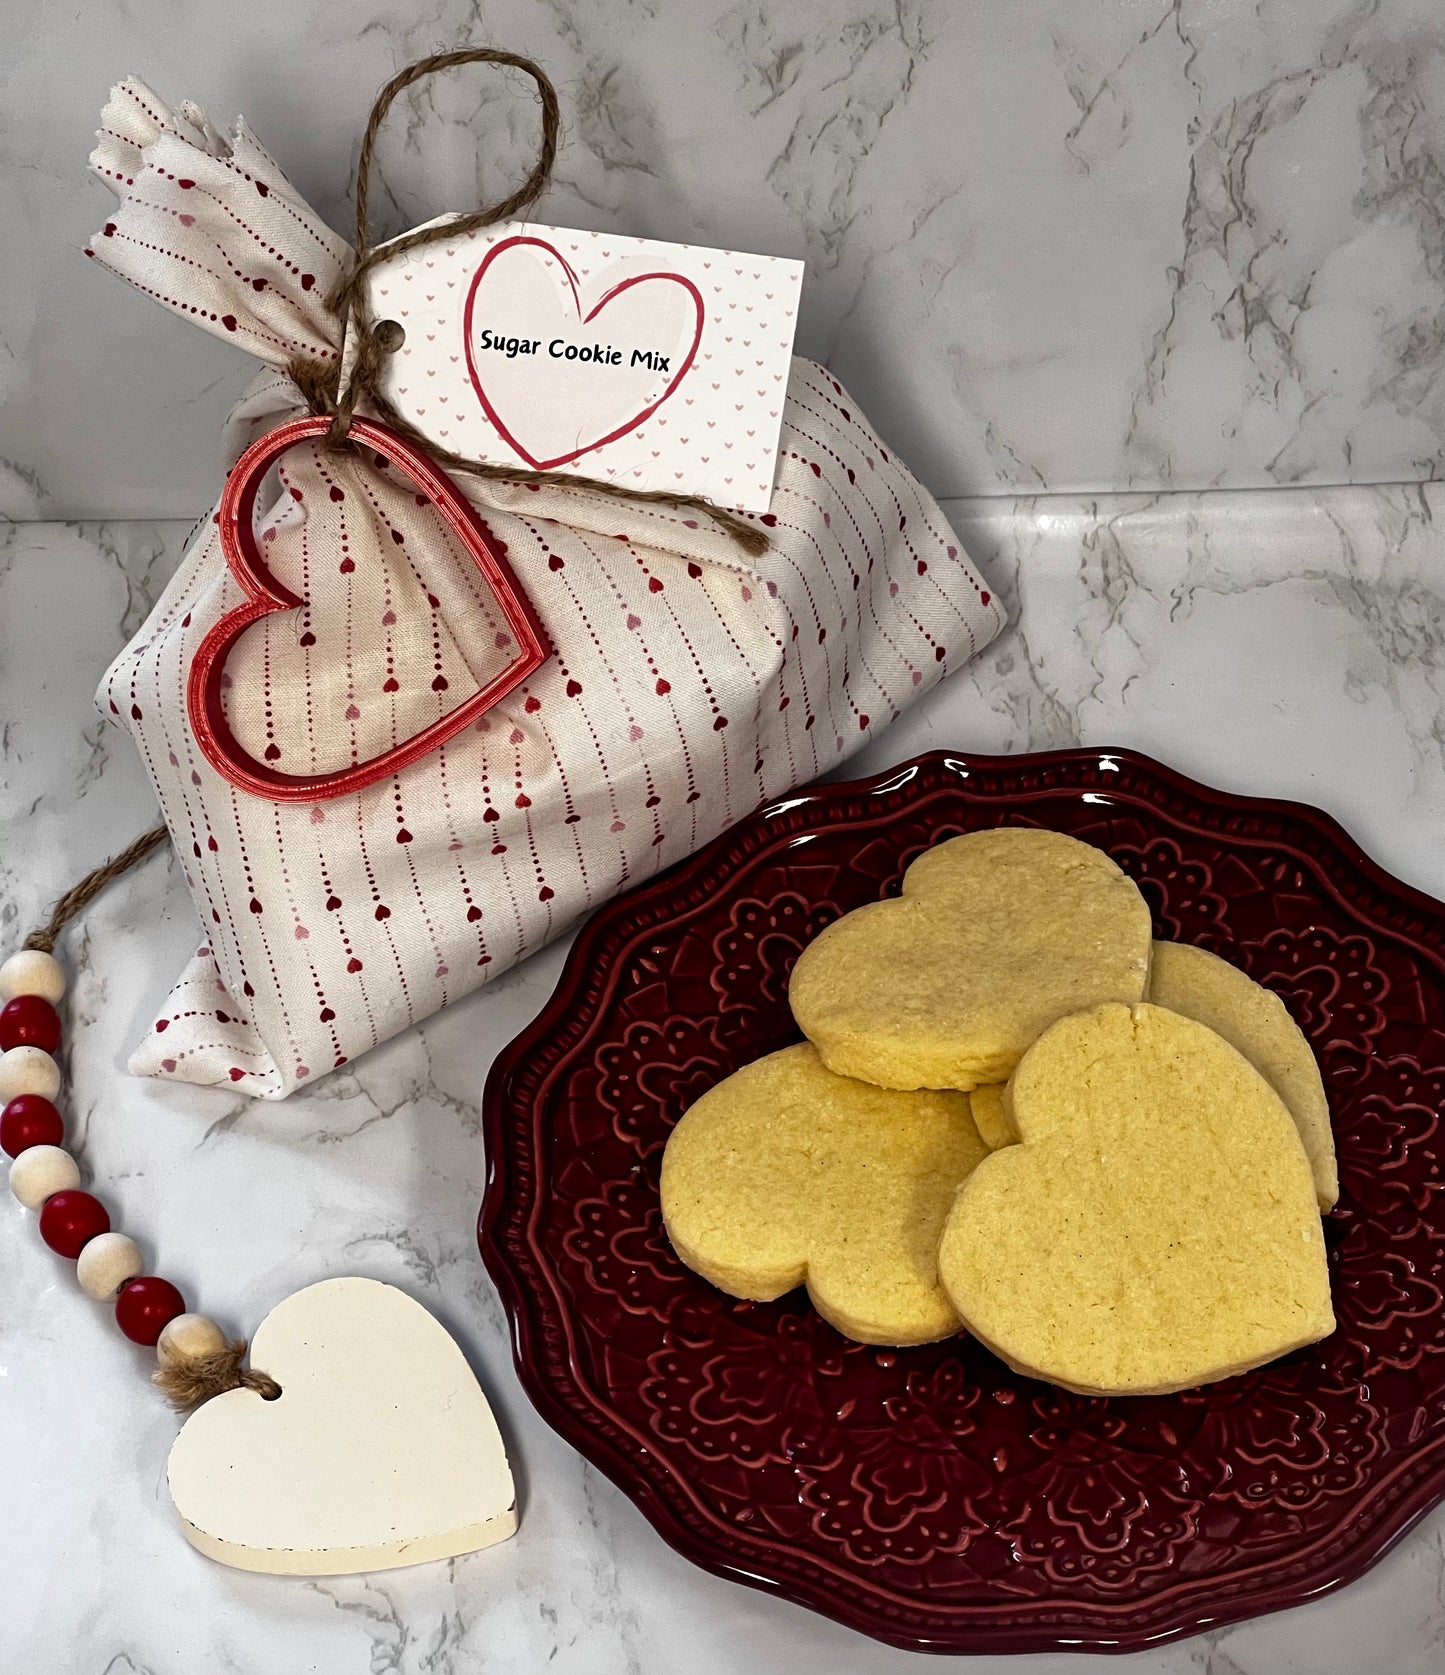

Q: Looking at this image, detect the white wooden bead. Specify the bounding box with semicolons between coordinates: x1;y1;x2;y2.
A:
0;950;66;1005
157;1313;229;1367
76;1231;144;1300
9;1144;80;1209
0;1046;61;1103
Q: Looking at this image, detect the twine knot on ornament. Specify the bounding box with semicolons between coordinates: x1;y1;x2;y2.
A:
288;47;768;559
154;1337;283;1411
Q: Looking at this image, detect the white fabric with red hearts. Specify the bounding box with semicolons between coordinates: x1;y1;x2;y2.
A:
88;77;1004;1098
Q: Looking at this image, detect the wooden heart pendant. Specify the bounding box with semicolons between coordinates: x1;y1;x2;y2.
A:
167;1278;518;1574
187;415;547;801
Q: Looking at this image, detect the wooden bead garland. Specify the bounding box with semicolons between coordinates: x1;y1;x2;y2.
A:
0;994;63;1053
0;1045;62;1102
3;930;279;1407
39;1187;112;1257
77;1230;145;1300
10;1143;81;1208
0;1093;64;1155
0;949;66;1005
158;1312;229;1366
116;1276;189;1346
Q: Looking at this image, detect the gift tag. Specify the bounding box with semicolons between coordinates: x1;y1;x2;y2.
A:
167;1278;517;1575
357;218;804;514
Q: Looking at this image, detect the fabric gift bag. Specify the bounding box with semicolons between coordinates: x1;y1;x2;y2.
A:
88;77;1005;1099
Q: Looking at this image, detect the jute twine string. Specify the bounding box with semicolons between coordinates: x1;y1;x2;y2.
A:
23;826;170;954
154;1344;282;1410
25;831;281;1410
290;47;769;558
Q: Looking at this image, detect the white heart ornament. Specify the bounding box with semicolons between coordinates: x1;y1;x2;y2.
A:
167;1277;516;1575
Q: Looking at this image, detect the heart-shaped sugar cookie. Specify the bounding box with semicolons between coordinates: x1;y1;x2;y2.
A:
660;1044;988;1345
937;1003;1334;1396
1149;940;1337;1209
968;1084;1014;1150
167;1278;517;1574
789;829;1153;1091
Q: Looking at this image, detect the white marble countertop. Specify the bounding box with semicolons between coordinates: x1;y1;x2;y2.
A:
4;2;1442;1661
2;481;1441;1673
5;0;1443;518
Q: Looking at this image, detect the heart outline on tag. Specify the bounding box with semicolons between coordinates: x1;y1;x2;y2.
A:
167;1277;518;1575
187;414;548;802
462;235;704;470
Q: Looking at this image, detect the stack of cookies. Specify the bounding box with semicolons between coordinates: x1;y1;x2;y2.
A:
660;829;1337;1397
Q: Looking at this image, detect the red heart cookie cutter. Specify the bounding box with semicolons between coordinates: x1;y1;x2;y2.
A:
187;414;547;802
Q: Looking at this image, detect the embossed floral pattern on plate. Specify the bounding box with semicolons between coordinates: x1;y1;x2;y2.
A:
480;749;1444;1654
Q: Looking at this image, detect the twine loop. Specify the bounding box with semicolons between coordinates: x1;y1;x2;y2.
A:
291;47;766;557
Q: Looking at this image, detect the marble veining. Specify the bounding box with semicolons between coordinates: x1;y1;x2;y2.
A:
3;3;1443;1664
1;0;1441;518
1;484;1441;1673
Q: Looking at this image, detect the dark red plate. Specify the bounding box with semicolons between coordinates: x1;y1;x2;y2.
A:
479;749;1444;1654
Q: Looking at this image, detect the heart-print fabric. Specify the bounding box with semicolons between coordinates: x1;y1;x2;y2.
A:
88;78;1004;1097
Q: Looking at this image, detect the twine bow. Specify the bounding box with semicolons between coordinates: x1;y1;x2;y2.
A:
290;48;768;558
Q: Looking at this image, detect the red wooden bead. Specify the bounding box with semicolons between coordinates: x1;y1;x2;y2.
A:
0;995;62;1053
115;1275;187;1346
38;1189;110;1258
0;1094;64;1157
